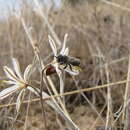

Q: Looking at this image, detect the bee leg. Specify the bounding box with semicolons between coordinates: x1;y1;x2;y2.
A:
63;64;68;69
68;64;73;71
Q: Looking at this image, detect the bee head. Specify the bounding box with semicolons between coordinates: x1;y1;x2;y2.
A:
55;55;67;63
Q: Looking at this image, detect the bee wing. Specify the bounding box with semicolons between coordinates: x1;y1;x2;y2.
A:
63;48;69;56
60;34;68;55
48;35;57;56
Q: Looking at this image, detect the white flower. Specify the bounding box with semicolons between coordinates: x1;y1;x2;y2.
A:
0;58;37;112
45;34;81;97
47;34;80;75
0;58;79;129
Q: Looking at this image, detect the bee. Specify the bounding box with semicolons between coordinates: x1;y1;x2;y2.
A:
43;55;81;76
55;54;81;71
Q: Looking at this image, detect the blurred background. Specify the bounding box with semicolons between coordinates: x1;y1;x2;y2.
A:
0;0;130;129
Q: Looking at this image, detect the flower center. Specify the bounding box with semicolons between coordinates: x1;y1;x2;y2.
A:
20;82;28;88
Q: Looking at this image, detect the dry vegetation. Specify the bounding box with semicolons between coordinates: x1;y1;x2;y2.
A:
0;0;130;129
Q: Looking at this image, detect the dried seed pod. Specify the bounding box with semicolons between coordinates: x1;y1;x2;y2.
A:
43;64;56;76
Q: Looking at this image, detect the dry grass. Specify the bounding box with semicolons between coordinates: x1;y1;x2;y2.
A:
0;0;130;129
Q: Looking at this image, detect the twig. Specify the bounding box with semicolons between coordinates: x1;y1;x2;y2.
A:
24;91;31;130
34;0;61;46
0;79;130;109
90;103;107;130
72;76;105;123
123;54;130;130
19;13;73;129
101;0;130;12
105;64;112;129
20;16;47;130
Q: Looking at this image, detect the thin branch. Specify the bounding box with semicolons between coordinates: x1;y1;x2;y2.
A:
34;0;61;46
0;79;130;109
105;64;112;129
101;0;130;12
123;54;130;130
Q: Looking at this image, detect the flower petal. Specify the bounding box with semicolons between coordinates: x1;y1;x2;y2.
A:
55;64;62;75
16;89;25;113
60;65;80;75
60;33;68;55
0;85;19;100
64;69;79;75
4;66;19;82
24;64;32;82
54;64;65;94
27;86;39;96
3;80;17;85
12;58;23;80
48;35;57;56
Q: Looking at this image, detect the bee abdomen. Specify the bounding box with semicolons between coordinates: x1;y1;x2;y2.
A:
70;60;80;66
